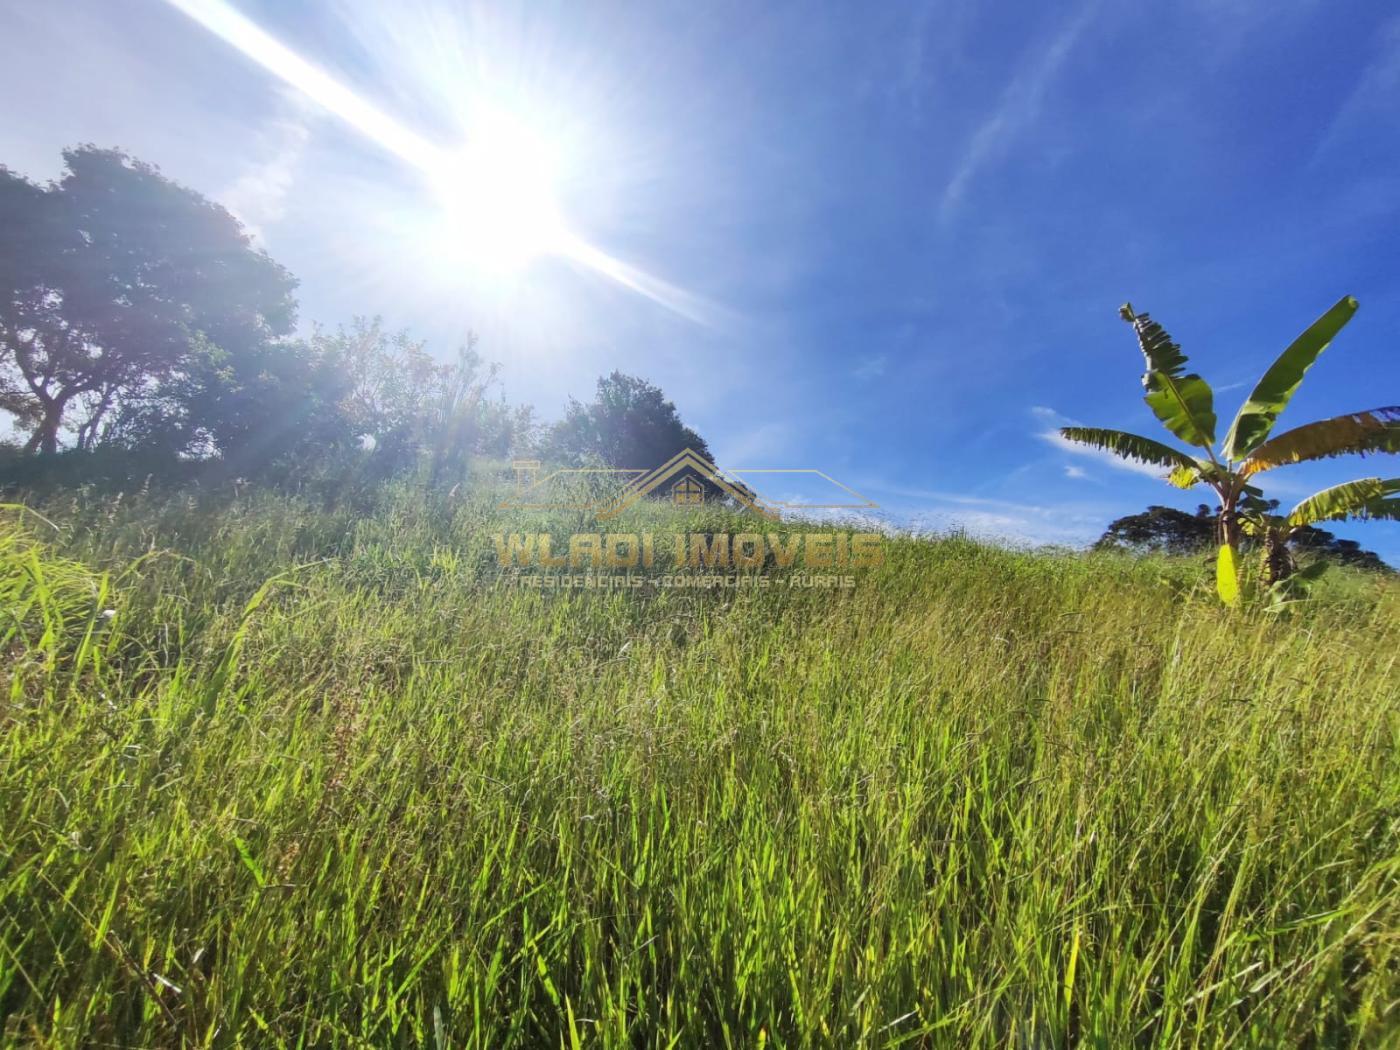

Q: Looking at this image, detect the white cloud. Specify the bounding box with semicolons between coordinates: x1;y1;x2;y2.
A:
1040;428;1167;478
718;421;796;464
1032;405;1169;479
220;89;315;243
865;480;1057;514
903;503;1110;548
939;2;1098;220
894;0;975;120
852;353;888;381
1312;16;1400;162
858;463;1123;548
851;472;1111;546
1064;464;1089;480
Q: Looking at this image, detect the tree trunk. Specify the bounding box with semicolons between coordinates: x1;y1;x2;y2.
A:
1262;531;1295;586
75;388;115;451
1216;507;1241;550
22;397;65;455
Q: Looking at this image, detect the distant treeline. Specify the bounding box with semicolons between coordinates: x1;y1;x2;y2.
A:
1097;504;1391;573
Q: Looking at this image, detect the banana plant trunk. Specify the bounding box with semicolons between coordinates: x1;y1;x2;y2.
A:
1262;531;1295;586
1214;490;1243;605
1216;487;1244;550
1217;512;1240;550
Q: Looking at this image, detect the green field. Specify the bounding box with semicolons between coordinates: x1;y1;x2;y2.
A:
2;477;1398;1047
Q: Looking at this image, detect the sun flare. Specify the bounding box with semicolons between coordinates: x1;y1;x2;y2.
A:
429;112;567;274
162;0;719;321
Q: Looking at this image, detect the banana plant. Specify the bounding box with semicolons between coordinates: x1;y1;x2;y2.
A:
1061;296;1400;603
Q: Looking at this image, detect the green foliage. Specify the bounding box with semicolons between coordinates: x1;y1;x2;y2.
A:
0;319;537;493
1;482;1397;1046
1056;427;1201;473
1097;503;1220;555
1286;477;1400;528
0;147;297;455
299;318;533;482
1353;499;1400;523
1121;303;1217;449
1064;297;1398;599
1096;503;1393;572
545;372;714;471
1241;406;1400;478
0;147;541;479
1223;296;1359;460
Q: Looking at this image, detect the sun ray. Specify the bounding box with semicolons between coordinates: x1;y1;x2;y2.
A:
556;234;728;329
161;0;716;323
163;0;441;171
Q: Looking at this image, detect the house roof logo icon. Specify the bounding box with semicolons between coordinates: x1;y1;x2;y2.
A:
500;447;877;521
595;447;777;520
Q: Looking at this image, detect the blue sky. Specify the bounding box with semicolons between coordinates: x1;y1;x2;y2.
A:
3;0;1399;556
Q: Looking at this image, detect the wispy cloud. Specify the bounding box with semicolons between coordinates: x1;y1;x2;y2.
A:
718;421;796;464
852;353;888;381
221;89;314;243
906;506;1105;547
1312;16;1400;163
939;3;1098;220
867;481;1058;513
1031;405;1167;478
856;476;1114;548
894;0;975;121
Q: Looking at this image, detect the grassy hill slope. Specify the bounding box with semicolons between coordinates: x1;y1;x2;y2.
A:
2;476;1398;1047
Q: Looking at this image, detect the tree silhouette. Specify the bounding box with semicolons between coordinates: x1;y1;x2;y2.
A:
547;372;715;470
1096;503;1391;572
0;147;297;454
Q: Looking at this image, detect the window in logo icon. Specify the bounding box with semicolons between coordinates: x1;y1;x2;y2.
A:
671;477;705;506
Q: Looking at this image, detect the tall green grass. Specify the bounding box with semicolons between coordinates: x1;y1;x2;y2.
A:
1;476;1397;1047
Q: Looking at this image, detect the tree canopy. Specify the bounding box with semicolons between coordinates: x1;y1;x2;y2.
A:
1;147;297;454
0;147;543;489
545;371;714;470
1096;503;1391;573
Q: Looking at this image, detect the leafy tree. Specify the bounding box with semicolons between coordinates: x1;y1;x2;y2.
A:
0;147;297;454
1096;503;1392;572
308;318;532;480
1095;504;1217;556
541;372;755;507
546;372;714;469
1061;297;1398;602
174;334;359;474
1288;524;1392;574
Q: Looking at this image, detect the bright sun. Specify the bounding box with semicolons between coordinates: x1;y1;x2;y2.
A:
158;0;707;317
429;113;567;274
